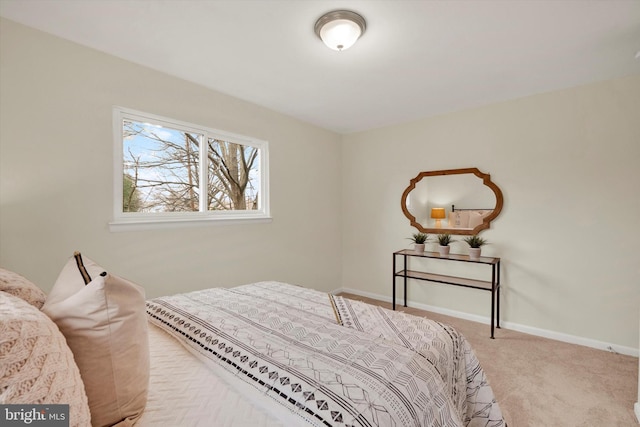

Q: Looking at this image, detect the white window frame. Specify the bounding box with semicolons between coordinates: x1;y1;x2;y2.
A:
110;107;270;232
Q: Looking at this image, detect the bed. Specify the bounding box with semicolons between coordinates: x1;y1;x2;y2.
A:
1;255;505;427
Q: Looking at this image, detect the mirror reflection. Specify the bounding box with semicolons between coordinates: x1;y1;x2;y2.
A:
401;168;503;235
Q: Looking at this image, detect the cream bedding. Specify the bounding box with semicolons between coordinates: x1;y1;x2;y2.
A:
145;281;505;427
138;322;287;427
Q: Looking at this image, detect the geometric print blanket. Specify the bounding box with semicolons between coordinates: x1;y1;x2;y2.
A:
327;295;505;427
146;281;505;427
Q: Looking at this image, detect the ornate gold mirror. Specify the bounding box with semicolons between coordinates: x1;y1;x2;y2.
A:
401;168;503;235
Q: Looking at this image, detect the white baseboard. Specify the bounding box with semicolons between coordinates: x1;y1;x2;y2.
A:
333;287;639;357
635;402;640;423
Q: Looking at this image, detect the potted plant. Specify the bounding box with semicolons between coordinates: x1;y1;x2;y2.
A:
408;232;429;252
436;233;454;256
463;235;487;259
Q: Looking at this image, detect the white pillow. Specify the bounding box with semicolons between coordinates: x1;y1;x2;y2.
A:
468;211;484;229
0;291;91;427
468;210;492;229
42;253;149;427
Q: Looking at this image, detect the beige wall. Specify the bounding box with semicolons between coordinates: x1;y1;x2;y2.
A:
2;18;639;353
0;19;342;298
341;73;640;351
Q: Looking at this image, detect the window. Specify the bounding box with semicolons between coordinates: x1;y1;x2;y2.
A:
111;107;270;230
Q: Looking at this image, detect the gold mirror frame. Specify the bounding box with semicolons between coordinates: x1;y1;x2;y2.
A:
400;167;504;235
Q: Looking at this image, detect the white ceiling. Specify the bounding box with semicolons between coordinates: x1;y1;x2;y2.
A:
1;0;639;134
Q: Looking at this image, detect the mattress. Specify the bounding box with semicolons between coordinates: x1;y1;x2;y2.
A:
138;322;287;427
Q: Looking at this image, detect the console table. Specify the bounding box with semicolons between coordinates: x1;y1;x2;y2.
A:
393;249;501;338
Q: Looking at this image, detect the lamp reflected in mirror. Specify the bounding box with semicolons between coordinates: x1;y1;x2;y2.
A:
430;207;446;228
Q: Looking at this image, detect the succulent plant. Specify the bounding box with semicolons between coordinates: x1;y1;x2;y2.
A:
463;235;488;248
408;232;429;244
437;233;454;246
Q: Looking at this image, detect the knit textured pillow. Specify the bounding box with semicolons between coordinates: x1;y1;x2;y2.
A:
0;267;47;309
42;253;149;427
0;291;91;427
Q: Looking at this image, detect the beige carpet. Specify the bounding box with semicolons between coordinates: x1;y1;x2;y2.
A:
339;293;639;426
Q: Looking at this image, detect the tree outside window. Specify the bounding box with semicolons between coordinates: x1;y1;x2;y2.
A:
112;107;269;230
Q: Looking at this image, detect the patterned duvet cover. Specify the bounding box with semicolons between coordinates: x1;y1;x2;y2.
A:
146;281;505;427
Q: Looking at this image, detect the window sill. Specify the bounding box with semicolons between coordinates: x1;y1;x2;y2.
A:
109;215;273;232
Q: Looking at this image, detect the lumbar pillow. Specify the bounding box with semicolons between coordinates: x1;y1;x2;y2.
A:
0;291;91;427
0;267;47;309
42;252;149;427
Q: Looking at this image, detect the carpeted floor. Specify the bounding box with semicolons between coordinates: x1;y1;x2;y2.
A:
339;292;639;426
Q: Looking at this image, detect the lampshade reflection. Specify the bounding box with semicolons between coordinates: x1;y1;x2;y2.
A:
431;207;446;228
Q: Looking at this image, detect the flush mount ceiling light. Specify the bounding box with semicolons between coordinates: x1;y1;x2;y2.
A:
314;10;366;51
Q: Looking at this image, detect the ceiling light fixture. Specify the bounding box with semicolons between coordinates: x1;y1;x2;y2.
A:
314;10;366;51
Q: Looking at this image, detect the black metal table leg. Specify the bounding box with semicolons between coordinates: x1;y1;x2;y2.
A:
403;254;407;307
392;253;396;310
497;261;501;329
490;264;496;339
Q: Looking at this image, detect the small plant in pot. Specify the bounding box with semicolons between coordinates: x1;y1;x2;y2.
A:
463;235;487;259
408;232;429;252
436;233;454;256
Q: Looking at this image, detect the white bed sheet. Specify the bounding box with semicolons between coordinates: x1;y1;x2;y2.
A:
138;322;287;427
